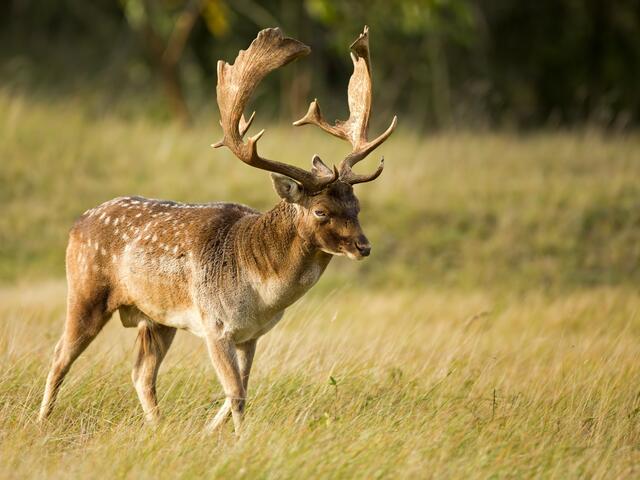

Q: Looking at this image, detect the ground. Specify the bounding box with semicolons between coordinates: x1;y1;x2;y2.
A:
2;283;639;478
0;91;639;478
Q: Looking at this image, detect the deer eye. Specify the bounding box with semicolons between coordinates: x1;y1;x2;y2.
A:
313;209;328;219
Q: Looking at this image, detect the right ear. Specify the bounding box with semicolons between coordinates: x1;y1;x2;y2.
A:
271;173;304;203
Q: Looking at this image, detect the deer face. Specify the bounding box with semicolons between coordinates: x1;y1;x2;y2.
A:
272;175;371;260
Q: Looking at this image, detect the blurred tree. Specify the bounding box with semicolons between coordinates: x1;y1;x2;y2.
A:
121;0;208;124
2;0;639;128
304;0;479;128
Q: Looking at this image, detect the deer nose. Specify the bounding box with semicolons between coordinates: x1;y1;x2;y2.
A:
355;238;371;257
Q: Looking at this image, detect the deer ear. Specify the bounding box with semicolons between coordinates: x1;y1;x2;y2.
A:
271;173;304;203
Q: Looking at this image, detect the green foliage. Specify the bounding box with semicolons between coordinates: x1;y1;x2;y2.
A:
2;0;639;127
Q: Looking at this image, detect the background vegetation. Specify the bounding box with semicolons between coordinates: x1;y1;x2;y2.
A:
1;91;640;290
3;0;640;128
1;1;639;479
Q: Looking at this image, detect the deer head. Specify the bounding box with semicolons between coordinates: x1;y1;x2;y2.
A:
213;26;396;260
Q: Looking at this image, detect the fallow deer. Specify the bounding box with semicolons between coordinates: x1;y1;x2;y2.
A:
39;26;396;434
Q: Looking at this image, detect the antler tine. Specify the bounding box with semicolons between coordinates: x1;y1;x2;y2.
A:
214;28;337;192
293;25;397;185
239;111;256;138
211;111;255;148
292;99;349;141
340;157;385;185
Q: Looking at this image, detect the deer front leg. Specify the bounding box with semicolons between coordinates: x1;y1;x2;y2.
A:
204;331;245;435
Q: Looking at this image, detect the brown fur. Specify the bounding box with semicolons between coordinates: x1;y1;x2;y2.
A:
136;319;160;359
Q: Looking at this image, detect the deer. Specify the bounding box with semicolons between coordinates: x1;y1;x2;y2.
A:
38;26;396;434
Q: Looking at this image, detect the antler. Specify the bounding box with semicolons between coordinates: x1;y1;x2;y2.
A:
293;26;397;185
213;28;338;192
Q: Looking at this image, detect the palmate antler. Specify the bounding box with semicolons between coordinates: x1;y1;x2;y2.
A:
213;28;338;193
293;26;397;185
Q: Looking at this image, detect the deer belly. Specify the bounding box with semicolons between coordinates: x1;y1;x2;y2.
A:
152;306;205;337
229;311;284;343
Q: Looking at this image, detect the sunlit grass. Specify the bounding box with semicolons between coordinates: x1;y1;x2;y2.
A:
1;282;639;478
1;91;640;478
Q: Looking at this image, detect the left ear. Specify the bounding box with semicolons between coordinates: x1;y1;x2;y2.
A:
271;173;304;203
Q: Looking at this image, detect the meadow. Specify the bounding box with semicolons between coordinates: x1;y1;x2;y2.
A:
1;90;640;478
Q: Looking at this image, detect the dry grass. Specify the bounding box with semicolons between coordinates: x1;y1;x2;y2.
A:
1;90;640;478
1;282;639;478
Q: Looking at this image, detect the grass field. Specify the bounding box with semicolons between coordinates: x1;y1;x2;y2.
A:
1;90;640;478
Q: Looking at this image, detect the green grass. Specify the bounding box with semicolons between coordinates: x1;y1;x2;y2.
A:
1;91;640;478
1;90;639;289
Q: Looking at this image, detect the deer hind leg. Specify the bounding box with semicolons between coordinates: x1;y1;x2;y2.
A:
128;310;176;424
236;339;257;393
39;294;111;422
204;333;245;435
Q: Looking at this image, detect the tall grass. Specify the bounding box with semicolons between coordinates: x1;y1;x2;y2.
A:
1;91;640;478
1;90;639;289
1;283;639;478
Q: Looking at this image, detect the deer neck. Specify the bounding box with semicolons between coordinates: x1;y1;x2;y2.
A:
238;201;331;306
